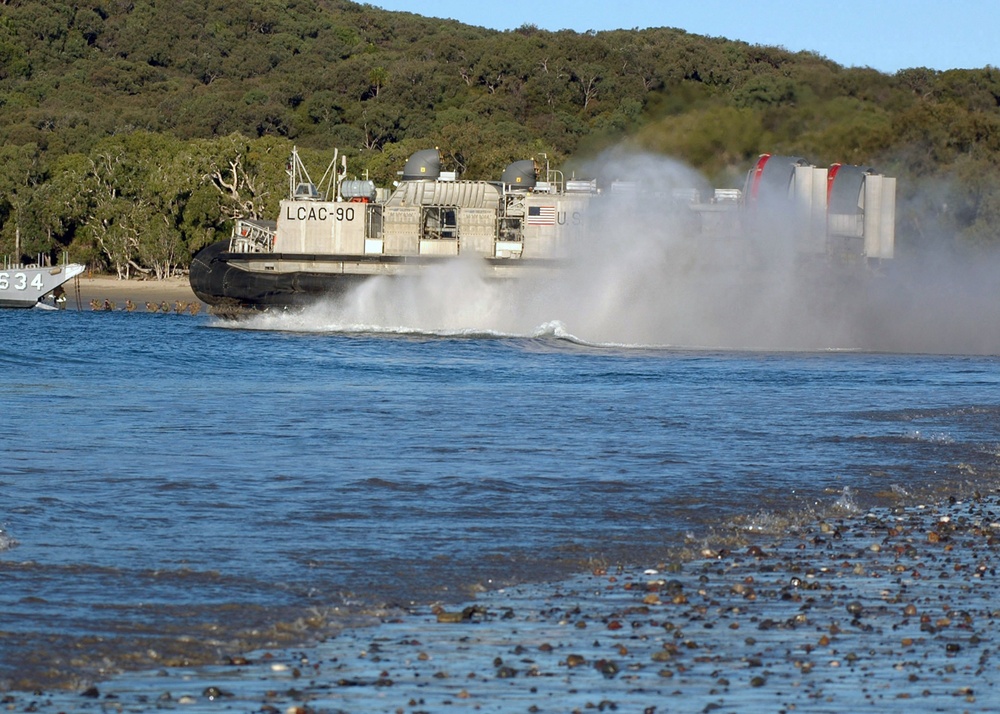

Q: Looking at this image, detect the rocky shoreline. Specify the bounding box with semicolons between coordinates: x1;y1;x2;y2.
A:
4;492;998;712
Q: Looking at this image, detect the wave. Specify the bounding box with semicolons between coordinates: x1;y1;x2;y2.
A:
0;527;17;552
529;320;672;351
222;308;694;355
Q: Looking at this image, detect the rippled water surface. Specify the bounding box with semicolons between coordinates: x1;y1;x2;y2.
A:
2;307;1000;688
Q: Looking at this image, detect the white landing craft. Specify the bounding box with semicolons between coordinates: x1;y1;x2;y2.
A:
0;262;86;309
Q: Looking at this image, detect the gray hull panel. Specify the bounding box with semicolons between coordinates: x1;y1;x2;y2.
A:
0;264;85;308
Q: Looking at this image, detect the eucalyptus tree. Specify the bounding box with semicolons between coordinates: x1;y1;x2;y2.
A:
202;133;292;224
70;131;199;277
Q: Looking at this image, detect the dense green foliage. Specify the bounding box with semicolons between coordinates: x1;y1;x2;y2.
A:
1;0;999;272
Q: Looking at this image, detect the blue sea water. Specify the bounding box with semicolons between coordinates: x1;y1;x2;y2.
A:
2;305;1000;689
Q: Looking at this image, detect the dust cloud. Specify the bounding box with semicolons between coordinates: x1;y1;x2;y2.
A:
283;150;1000;355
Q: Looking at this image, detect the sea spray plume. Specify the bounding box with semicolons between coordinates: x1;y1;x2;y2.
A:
803;167;1000;355
811;164;1000;356
537;149;863;350
851;241;1000;355
530;150;719;345
293;257;533;335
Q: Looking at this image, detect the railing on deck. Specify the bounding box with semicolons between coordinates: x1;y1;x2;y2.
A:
3;251;76;270
230;219;277;253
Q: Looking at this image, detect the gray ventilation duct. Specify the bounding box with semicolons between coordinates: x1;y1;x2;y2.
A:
501;160;537;190
402;149;441;181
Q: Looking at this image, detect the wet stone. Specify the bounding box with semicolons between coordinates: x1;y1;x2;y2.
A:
202;685;231;700
594;659;619;678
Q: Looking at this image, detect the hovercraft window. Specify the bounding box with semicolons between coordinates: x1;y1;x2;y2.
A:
421;207;458;240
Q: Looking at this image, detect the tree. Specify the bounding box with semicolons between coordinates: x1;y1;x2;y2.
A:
137;213;184;279
0;144;46;262
202;133;289;222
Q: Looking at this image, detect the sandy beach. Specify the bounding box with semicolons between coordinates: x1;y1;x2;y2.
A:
65;273;203;312
4;492;998;712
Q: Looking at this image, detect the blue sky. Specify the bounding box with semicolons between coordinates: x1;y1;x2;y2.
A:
366;0;995;74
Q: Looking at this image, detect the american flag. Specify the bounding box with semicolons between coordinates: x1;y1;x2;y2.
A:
527;205;556;226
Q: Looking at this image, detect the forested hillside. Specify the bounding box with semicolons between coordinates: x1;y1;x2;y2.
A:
1;0;999;275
